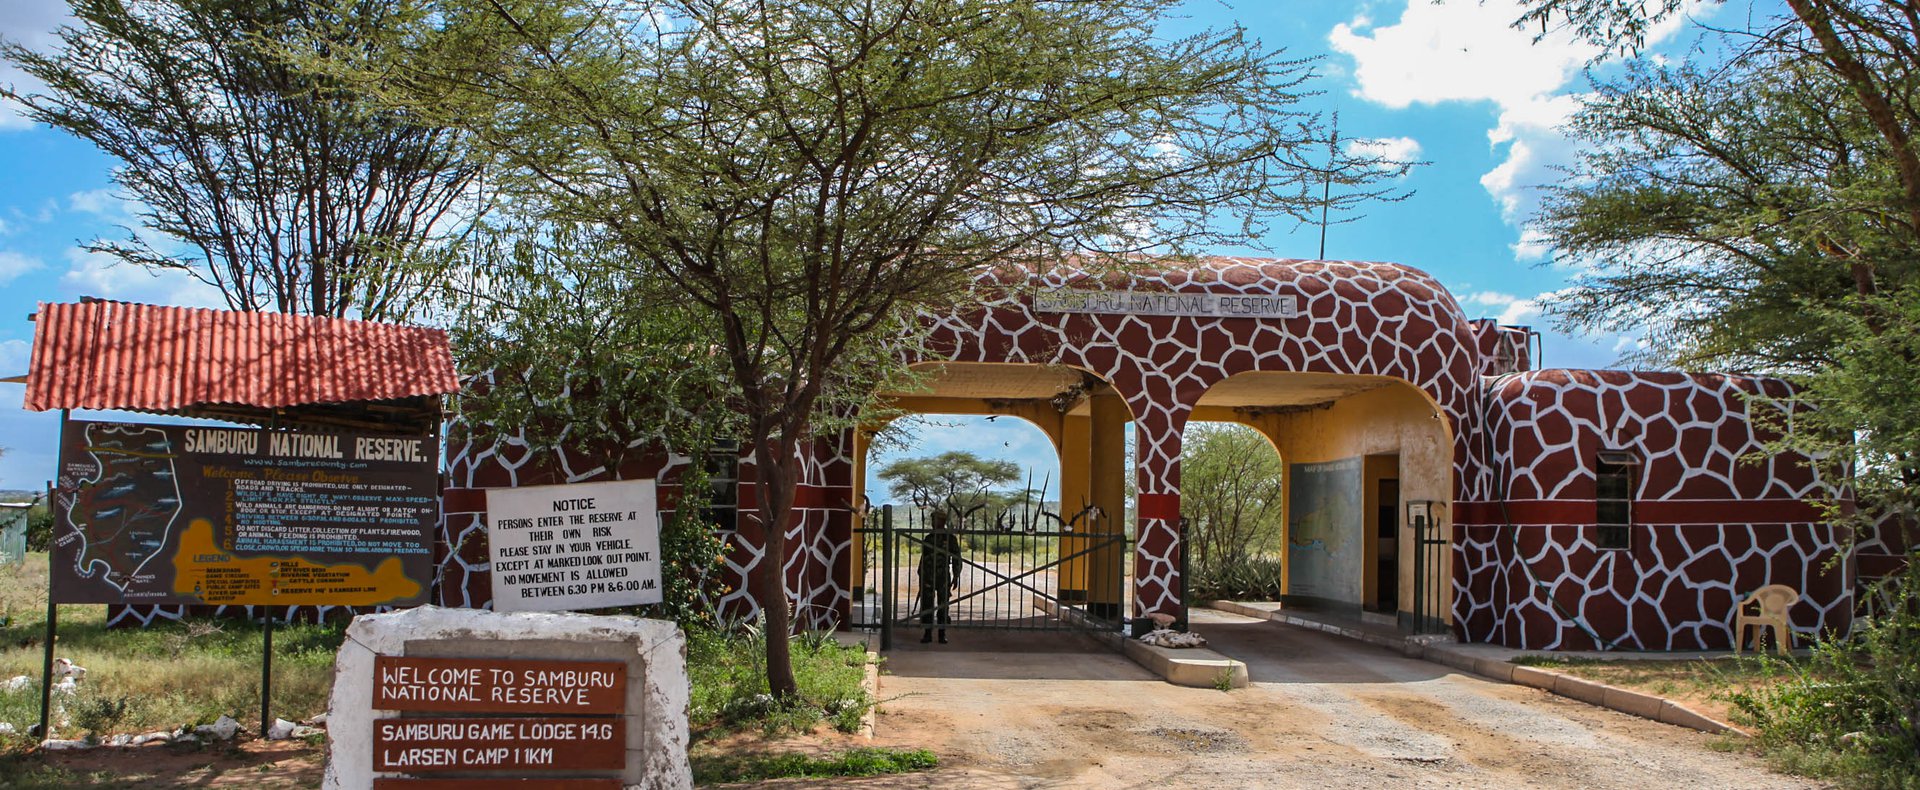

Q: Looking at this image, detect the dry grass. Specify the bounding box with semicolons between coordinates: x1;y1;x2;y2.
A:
0;553;343;748
1509;653;1813;725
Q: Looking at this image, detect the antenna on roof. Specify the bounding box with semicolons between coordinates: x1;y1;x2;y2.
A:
1319;118;1338;261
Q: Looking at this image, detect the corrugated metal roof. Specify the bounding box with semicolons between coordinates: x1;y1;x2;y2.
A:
23;301;458;412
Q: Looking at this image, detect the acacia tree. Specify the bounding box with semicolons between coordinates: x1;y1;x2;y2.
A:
0;0;484;318
877;451;1020;514
1180;423;1285;573
1517;0;1920;493
321;0;1408;697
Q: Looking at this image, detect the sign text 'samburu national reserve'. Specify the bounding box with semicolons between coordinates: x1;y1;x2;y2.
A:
487;479;663;612
51;420;437;606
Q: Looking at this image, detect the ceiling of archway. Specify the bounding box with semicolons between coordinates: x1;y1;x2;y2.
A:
1194;371;1397;409
884;363;1093;400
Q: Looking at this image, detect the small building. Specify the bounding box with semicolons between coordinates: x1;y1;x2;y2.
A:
445;257;1858;650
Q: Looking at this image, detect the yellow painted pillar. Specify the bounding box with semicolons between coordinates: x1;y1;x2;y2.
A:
849;427;873;595
1088;388;1128;620
1056;413;1092;601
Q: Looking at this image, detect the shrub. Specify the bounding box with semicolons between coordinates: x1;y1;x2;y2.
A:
1729;566;1920;789
685;623;873;738
1188;557;1287;601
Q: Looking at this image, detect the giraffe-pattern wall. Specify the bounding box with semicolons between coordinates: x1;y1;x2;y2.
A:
921;258;1484;617
1460;370;1851;648
437;370;857;629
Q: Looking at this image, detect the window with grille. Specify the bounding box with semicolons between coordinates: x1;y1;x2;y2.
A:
1595;450;1639;550
703;441;740;531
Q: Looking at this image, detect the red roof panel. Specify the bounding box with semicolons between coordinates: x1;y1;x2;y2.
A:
23;301;458;412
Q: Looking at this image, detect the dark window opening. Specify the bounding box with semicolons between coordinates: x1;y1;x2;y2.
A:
1595;450;1637;550
703;440;740;532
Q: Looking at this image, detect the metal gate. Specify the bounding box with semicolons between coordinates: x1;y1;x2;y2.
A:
850;503;1130;649
1410;507;1449;634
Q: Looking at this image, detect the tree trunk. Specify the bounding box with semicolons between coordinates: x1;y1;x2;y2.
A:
753;434;801;700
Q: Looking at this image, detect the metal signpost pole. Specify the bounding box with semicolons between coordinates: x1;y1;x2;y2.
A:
262;411;280;737
40;410;68;742
880;505;894;652
261;612;274;735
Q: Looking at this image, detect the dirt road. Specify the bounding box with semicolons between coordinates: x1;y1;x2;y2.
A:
842;608;1816;789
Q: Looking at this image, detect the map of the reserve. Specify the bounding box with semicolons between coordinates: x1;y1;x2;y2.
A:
53;420;437;606
66;423;184;594
1287;457;1362;601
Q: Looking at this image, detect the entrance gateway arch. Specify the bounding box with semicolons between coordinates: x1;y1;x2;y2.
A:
441;257;1857;652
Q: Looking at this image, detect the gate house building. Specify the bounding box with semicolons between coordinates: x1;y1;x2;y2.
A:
439;257;1866;651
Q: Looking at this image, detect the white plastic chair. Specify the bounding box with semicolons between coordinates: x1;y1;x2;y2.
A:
1733;584;1799;655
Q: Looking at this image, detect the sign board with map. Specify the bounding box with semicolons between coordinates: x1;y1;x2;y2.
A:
51;419;437;606
1286;456;1363;605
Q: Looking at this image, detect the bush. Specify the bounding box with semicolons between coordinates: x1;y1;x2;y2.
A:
1729;566;1920;789
685;623;873;737
1188;558;1287;601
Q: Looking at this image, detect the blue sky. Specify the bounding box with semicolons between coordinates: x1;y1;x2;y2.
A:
0;0;1724;493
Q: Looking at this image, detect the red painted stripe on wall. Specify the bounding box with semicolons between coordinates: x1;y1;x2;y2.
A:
1138;493;1179;521
1455;498;1830;526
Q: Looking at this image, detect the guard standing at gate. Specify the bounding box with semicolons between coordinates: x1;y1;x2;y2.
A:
918;509;962;644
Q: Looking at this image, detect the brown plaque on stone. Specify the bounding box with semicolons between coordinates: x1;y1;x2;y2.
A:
373;781;620;789
373;656;626;714
374;717;625;772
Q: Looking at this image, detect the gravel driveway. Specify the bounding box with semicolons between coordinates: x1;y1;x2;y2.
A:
831;608;1819;789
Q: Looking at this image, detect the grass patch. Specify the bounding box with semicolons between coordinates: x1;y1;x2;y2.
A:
692;747;936;783
687;625;875;737
0;553;343;748
1504;653;1814;713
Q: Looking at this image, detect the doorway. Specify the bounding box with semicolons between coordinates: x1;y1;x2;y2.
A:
1371;478;1399;614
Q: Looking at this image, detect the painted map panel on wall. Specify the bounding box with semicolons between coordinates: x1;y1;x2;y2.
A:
1287;457;1363;606
52;420;436;606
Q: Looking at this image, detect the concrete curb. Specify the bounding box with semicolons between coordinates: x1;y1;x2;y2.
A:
859;649;880;740
1032;598;1249;688
1120;638;1250;689
1206;601;1745;736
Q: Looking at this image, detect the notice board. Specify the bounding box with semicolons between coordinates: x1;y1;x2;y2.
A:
51;419;436;606
487;479;663;612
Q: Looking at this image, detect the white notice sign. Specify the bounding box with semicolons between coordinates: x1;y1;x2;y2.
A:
486;479;662;612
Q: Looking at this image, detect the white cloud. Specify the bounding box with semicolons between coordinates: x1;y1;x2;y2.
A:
0;0;73;131
1331;2;1699;262
1328;1;1600;110
70;188;129;218
1464;290;1543;325
61;247;226;309
0;338;27;375
1344;136;1423;171
0;250;43;285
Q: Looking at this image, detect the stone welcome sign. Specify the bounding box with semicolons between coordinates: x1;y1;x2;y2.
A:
326;607;690;790
370;656;626;781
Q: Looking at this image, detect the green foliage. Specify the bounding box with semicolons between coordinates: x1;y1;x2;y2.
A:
1181;424;1285;576
877;451;1021;513
69;694;132;738
1728;569;1920;789
24;504;52;553
692;747;937;784
1188;557;1287;602
0;0;484;318
1768;285;1920;515
685;624;873;737
1535;34;1917;372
